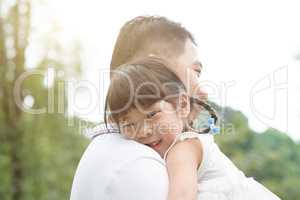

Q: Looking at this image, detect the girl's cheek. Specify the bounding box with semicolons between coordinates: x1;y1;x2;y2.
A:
163;133;176;145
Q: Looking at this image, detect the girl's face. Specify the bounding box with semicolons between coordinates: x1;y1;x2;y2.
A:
119;96;189;157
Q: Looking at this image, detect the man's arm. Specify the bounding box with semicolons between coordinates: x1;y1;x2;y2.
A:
108;157;169;200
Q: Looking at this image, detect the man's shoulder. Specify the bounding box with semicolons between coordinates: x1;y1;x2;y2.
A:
71;125;168;200
84;123;120;139
83;123;164;164
71;130;167;200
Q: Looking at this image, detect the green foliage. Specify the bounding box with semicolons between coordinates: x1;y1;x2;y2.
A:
20;114;89;200
0;114;89;200
215;105;300;200
0;1;89;199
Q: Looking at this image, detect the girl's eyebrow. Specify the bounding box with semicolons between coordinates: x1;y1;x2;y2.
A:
121;122;134;127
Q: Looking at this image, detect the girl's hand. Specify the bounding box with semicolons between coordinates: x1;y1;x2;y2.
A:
166;138;203;200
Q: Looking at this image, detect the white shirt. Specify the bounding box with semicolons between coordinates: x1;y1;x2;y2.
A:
163;132;281;200
70;127;168;200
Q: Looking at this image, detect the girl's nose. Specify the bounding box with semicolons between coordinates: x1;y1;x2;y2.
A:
136;127;153;143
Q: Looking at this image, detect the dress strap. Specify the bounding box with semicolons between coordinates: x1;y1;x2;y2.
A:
163;131;200;161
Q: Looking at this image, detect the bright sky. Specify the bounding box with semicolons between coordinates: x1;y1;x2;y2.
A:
28;0;300;141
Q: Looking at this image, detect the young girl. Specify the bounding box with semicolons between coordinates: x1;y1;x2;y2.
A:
104;57;281;200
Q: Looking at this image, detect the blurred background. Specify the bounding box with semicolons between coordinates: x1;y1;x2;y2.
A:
0;0;299;199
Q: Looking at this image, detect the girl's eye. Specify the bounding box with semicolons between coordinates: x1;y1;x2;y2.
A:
122;123;135;128
146;110;160;118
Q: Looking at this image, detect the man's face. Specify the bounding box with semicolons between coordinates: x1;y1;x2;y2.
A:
173;39;208;101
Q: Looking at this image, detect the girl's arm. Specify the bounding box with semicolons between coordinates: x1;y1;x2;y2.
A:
166;138;203;200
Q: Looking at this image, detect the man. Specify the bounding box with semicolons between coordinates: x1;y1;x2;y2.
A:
70;16;207;200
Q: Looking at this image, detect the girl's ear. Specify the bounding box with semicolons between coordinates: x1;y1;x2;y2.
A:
177;92;190;118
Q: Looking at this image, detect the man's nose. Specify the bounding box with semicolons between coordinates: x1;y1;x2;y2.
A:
195;87;208;102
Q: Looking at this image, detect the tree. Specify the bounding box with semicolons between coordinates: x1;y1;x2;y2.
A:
0;1;31;199
0;1;88;200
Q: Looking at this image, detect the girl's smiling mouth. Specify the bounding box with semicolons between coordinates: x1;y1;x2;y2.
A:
148;139;162;148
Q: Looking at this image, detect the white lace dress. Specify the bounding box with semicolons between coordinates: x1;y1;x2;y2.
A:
163;132;281;200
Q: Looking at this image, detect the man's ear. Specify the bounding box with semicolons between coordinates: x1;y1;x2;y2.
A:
177;92;190;118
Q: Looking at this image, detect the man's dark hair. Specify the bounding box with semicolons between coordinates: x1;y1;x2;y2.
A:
110;16;196;75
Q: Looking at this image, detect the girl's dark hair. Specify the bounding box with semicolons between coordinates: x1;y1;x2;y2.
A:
104;56;186;128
